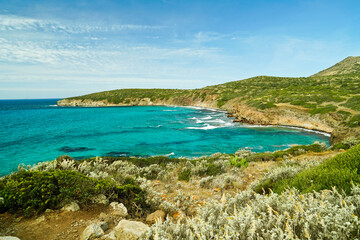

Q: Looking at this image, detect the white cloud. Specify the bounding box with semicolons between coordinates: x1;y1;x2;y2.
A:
0;14;163;33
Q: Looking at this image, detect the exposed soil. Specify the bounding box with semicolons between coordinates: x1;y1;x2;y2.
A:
0;205;117;240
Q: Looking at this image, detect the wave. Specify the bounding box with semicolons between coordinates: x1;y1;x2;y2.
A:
206;119;226;124
49;104;58;107
186;124;219;130
279;126;331;137
201;116;212;120
188;117;204;124
242;124;331;137
164;152;175;157
162;110;177;112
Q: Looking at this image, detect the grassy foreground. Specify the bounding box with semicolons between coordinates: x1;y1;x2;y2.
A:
2;138;360;239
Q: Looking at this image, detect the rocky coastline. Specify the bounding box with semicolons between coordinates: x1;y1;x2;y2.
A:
57;98;359;145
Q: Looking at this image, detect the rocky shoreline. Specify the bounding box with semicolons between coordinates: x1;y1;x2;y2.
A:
57;98;355;144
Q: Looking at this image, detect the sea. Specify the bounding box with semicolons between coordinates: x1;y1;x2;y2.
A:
0;99;330;176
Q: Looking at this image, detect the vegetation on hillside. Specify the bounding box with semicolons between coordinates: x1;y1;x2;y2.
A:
313;56;360;76
61;57;360;128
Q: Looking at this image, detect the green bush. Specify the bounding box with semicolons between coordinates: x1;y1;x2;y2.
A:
337;110;351;120
342;96;360;111
0;170;147;216
309;104;337;115
273;144;360;194
346;114;360;127
247;142;327;162
178;169;191;182
229;156;248;168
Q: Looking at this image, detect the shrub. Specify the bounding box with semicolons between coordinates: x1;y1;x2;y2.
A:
273;144;360;194
346;114;360;127
330;137;360;150
144;186;360;239
0;170;147;216
309;104;337;115
229;156;248;168
342;96;360;111
247;142;327;162
178;169;191;182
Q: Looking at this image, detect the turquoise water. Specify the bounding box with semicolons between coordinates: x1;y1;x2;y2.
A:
0;99;329;176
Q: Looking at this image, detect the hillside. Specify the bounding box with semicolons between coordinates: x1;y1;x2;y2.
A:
313;56;360;76
58;57;360;143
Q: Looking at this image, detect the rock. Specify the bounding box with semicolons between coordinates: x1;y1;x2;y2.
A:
62;202;80;212
0;237;21;240
34;215;46;224
99;213;114;225
109;202;127;217
99;221;109;231
101;231;116;240
91;194;109;205
114;220;149;240
146;210;166;224
80;222;105;240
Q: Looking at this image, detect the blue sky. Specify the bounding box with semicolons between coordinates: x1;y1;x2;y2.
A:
1;0;360;99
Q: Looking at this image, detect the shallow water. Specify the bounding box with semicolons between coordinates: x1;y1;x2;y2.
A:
0;99;329;176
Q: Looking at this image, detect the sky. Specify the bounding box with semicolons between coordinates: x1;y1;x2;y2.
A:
1;0;360;99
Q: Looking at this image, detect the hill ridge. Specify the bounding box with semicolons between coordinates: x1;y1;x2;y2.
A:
313;56;360;76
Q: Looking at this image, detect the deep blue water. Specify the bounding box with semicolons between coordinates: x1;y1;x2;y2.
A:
0;99;329;176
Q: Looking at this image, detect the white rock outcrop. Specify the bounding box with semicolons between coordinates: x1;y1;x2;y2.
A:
114;220;149;240
109;202;127;217
61;202;80;212
91;194;109;205
80;222;105;240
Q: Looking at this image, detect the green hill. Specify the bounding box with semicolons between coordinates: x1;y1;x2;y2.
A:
313;56;360;76
58;57;360;143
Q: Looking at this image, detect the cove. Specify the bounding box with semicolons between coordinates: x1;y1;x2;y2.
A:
0;99;329;176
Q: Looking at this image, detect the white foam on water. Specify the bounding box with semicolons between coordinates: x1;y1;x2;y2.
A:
186;124;220;130
49;105;58;107
206;119;226;124
242;124;331;137
164;152;175;156
201;116;212;120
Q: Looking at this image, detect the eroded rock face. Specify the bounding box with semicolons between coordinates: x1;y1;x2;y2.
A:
114;220;149;240
109;202;128;217
80;222;105;240
146;210;166;225
61;202;80;212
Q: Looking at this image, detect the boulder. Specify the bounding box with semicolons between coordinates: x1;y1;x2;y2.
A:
91;194;109;205
80;222;105;240
99;213;114;225
100;231;116;240
0;237;21;240
114;220;149;240
146;210;166;224
109;202;127;217
61;202;80;212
